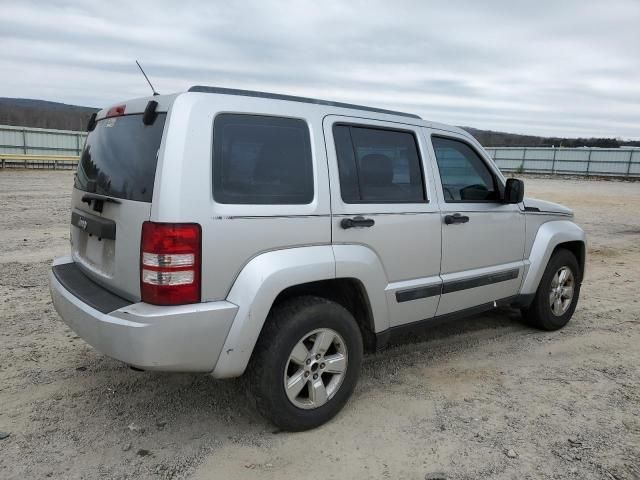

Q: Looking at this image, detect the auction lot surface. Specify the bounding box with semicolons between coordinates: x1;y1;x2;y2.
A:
1;171;638;480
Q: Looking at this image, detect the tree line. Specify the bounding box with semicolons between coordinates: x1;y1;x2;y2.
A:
463;127;640;148
1;97;638;148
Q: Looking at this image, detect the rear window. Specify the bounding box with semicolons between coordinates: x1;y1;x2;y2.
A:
213;114;313;204
75;113;166;202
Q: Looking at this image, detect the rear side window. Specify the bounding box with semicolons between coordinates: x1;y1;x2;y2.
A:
431;136;498;202
213;114;313;204
333;124;426;203
75;113;166;202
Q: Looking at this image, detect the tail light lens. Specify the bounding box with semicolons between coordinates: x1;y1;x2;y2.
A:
140;222;201;305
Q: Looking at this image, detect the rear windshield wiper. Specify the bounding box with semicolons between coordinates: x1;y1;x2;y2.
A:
81;193;122;205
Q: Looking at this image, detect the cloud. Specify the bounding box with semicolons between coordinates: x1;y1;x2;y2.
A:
1;0;638;138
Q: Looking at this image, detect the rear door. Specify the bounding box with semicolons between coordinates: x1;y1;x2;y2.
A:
324;116;442;328
71;111;167;301
428;131;526;316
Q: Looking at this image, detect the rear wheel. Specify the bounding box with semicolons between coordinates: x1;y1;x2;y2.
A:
522;249;581;330
249;296;363;431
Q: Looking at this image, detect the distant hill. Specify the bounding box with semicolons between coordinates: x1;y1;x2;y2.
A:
1;97;638;148
0;98;98;131
462;126;640;149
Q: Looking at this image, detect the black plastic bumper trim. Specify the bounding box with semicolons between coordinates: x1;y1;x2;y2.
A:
52;263;132;314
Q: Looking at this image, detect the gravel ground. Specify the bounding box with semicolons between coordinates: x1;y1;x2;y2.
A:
0;171;638;480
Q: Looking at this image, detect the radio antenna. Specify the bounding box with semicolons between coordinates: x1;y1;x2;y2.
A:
136;60;159;96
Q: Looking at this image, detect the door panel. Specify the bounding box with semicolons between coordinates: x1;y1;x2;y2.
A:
333;212;441;282
441;207;525;273
324;116;442;328
428;131;526;316
437;259;524;315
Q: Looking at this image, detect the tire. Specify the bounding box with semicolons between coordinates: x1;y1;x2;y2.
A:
522;248;581;331
248;295;363;431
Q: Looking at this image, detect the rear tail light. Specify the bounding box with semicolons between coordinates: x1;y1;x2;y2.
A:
140;222;201;305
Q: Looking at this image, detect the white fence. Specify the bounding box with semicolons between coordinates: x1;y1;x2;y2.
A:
1;124;639;178
0;124;86;157
485;147;640;178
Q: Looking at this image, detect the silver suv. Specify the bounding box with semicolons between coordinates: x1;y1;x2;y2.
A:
49;87;586;431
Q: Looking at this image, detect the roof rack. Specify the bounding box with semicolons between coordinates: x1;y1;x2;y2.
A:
187;86;421;120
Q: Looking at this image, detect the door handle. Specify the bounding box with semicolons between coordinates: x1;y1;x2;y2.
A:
444;213;470;225
341;216;375;229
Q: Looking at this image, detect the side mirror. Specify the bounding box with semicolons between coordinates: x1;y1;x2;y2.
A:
503;178;524;204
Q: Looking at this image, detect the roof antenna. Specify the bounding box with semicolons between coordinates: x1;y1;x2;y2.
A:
136;60;159;96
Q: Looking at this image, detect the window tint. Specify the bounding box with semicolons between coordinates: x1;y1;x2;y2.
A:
431;136;498;202
333;125;426;203
213;114;313;204
75;114;166;202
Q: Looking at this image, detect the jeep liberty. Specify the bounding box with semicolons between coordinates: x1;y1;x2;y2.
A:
49;87;586;430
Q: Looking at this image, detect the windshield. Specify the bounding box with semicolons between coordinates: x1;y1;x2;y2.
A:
75;113;166;202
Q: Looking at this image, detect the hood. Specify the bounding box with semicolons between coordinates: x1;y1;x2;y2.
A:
523;197;573;216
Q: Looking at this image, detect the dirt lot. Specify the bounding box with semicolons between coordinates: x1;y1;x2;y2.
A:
0;171;638;480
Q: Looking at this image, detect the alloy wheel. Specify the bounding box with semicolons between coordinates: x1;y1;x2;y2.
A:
549;266;575;316
283;328;348;410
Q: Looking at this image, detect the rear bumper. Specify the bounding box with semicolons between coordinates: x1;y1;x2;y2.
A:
49;257;238;372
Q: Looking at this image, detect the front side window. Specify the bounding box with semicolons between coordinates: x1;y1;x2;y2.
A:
333;124;426;203
213;114;313;204
431;136;498;202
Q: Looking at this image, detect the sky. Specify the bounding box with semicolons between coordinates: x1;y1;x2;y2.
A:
2;0;639;139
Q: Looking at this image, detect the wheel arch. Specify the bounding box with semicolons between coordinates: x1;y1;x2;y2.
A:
552;240;585;282
272;278;378;353
520;220;587;296
211;245;389;378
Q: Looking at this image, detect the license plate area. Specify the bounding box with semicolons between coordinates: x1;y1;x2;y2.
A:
71;209;116;277
71;210;116;240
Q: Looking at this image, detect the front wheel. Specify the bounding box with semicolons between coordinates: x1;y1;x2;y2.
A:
522;248;581;331
249;296;363;431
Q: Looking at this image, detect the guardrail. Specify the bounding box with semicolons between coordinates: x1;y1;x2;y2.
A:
0;153;79;170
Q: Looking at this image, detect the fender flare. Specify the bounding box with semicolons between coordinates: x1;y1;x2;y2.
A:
520;220;586;296
332;244;390;332
211;244;389;378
